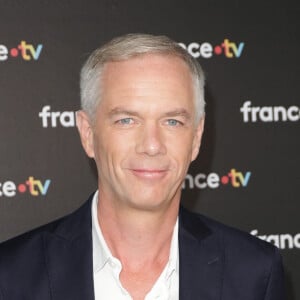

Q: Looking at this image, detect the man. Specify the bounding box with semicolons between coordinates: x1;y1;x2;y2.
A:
0;34;285;299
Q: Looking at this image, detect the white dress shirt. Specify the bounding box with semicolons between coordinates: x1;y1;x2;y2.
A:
91;191;179;300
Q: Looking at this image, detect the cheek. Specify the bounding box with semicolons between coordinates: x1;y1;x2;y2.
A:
93;132;132;168
169;137;194;168
92;133;111;168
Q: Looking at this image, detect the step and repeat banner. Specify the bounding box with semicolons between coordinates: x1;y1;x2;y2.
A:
0;1;299;299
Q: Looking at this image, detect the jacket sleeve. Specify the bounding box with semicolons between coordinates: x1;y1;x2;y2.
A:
263;247;286;300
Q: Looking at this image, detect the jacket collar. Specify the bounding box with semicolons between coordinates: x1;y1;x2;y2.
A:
44;194;95;300
179;206;224;300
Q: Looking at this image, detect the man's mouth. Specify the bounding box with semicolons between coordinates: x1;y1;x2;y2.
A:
129;168;169;179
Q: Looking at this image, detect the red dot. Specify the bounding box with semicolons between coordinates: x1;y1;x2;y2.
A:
10;48;19;57
221;176;229;184
214;45;222;55
18;184;26;193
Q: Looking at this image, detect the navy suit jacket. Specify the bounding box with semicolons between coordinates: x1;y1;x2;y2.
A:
0;194;285;299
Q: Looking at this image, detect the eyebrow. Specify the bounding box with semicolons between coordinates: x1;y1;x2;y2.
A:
108;107;141;117
108;107;192;120
163;109;192;120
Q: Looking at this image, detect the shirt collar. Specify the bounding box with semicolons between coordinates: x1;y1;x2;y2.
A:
167;216;179;278
91;190;179;275
92;191;113;272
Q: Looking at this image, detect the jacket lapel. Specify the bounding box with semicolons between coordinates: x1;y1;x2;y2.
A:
179;207;224;300
44;196;95;300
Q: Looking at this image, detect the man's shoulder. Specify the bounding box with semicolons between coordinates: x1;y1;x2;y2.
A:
180;208;285;299
180;206;280;261
0;195;93;261
0;216;65;256
0;195;95;298
0;215;68;290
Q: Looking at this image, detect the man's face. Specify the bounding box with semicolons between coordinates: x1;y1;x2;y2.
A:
77;54;204;212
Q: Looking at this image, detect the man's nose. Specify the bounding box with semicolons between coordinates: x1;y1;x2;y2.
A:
135;123;167;156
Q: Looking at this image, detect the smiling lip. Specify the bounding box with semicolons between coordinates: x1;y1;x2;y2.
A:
130;169;168;179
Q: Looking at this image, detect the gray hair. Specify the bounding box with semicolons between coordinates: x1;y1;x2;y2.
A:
80;33;205;123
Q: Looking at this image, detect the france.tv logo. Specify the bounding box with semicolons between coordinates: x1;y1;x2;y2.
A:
183;168;251;189
0;41;43;61
179;39;245;59
0;176;51;198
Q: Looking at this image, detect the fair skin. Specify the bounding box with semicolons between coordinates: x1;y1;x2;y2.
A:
77;53;204;300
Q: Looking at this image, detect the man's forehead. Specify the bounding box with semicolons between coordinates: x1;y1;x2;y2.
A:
100;53;194;97
96;52;196;119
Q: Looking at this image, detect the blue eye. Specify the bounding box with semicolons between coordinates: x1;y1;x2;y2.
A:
118;118;133;125
167;119;180;126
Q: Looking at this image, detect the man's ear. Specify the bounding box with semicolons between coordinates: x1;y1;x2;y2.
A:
76;110;95;158
191;116;205;162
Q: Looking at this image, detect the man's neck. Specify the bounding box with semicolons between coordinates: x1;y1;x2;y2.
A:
97;193;179;270
95;191;180;300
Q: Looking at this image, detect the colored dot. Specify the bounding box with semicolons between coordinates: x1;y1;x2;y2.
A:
221;176;229;184
214;45;222;55
10;48;19;57
18;184;27;193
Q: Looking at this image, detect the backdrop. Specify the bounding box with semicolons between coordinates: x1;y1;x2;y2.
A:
0;1;299;299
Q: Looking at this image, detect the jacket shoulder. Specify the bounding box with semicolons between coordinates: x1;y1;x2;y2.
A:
0;215;66;268
180;207;285;299
180;206;280;259
0;195;93;266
